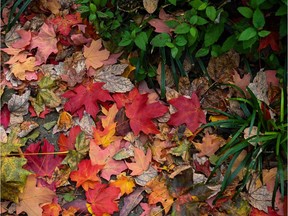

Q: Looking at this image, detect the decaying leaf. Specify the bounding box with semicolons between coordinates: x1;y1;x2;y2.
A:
143;0;159;13
10;57;35;80
94;64;134;93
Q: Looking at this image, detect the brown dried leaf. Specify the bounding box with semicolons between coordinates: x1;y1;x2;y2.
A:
94;64;134;93
143;0;159;13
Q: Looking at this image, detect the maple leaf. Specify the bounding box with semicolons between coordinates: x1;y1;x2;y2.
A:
113;88;139;109
233;69;251;92
62;82;113;119
11;29;32;49
193;132;226;157
24;139;63;177
1;47;29;64
10;56;35;80
168;93;206;133
84;39;110;70
126;147;152;176
110;173;135;195
125;89;168;135
16;175;56;216
146;176;174;214
89;140;127;180
30;22;58;65
58;125;82;151
42;203;62;216
0;104;10;129
49;13;81;36
85;183;120;216
101;103;118;128
70;159;103;191
93;123;119;147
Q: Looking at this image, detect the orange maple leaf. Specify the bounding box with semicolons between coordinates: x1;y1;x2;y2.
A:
93;123;119;147
193;132;226;157
16;175;56;216
146;176;174;214
1;47;29;64
84;39;110;70
10;56;35;80
70;159;103;191
42;203;61;216
126;147;152;176
101;103;118;128
110;173;135;196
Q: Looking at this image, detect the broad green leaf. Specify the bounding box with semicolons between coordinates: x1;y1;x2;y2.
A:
174;23;190;34
258;30;270;37
89;3;97;13
189;15;198;25
151;33;171;47
206;6;217;21
119;38;132;46
189;27;198;38
253;7;265;29
89;13;96;22
204;24;224;47
135;32;148;51
242;36;258;49
78;5;90;13
166;42;175;48
222;35;237;52
250;0;265;9
237;7;253;18
165;20;179;28
196;17;208;25
175;35;187;46
238;27;257;41
168;0;176;6
211;45;222;57
195;47;209;57
191;0;204;9
198;2;208;10
276;6;287;16
171;46;179;58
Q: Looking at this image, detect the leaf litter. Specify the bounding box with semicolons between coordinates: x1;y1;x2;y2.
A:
0;1;285;216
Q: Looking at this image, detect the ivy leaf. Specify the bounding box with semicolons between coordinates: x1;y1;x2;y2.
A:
16;175;56;216
62;82;113;119
125;88;168;135
168;94;206;132
126;147;152;176
86;183;121;215
70;159;103;191
24;139;63;177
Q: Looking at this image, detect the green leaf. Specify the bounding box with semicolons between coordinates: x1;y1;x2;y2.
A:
276;6;287;16
258;30;270;37
135;32;148;51
211;45;222;57
165;20;179;28
189;15;198;25
89;13;96;22
196;17;208;25
168;0;176;6
119;32;132;46
174;23;190;34
206;6;217;21
198;2;208;10
222;35;237;52
89;3;97;13
204;24;224;47
250;0;265;9
189;26;198;38
242;36;258;49
151;33;171;47
238;27;257;41
78;5;90;13
237;7;253;18
175;35;187;46
96;11;109;18
253;7;265;29
195;47;210;57
171;46;179;58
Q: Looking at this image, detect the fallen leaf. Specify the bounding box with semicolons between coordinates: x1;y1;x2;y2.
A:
110;173;136;196
90;140;127;180
70;159;103;191
56;111;74;131
0;104;10;129
94;64;134;93
101;103;118;128
62;82;113;119
193;132;226;157
135;165;158;186
248;70;269;105
143;0;159;13
11;29;31;49
168;93;206;133
233;69;251;92
85;183;120;215
24;139;63;177
10;57;35;80
42;203;61;216
30;23;58;65
49;13;81;36
126;147;152;176
58;125;82;151
8;90;30;116
93;123;119;147
146;176;174;214
16;175;56;216
119;187;144;216
1;47;29;65
84;39;110;70
125;88;168;135
62;206;79;216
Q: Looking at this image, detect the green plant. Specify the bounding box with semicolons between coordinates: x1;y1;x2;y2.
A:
1;0;32;31
203;85;287;207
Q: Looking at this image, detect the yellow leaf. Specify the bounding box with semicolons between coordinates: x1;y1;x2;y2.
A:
11;57;35;80
93;123;118;147
101;104;118;128
209;115;229;122
57;111;73;130
110;173;135;196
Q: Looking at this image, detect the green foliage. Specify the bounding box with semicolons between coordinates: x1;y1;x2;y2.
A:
203;86;287;207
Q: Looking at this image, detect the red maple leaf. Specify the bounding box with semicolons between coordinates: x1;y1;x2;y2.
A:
49;13;81;36
168;93;206;132
258;31;280;52
85;183;120;216
24;139;63;177
113;88;139;109
124;88;168;135
62;82;113;119
58;125;82;151
0;104;10;129
70;159;103;191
